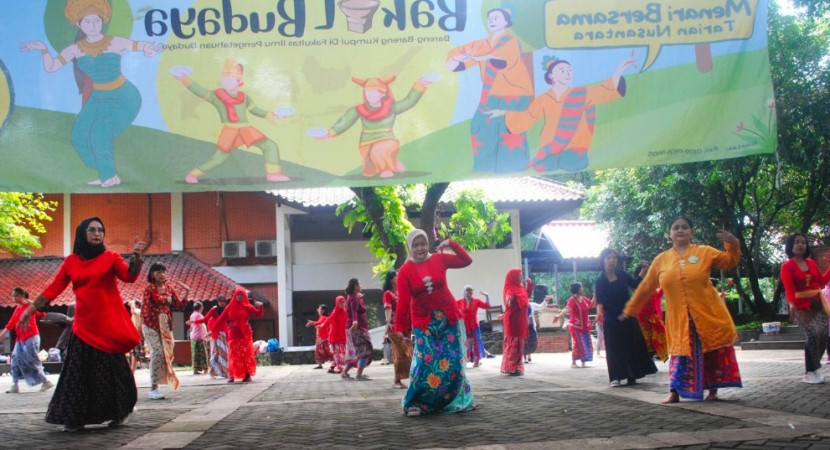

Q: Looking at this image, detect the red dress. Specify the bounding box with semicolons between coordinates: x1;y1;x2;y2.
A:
501;269;529;375
216;289;264;379
310;314;333;364
456;297;490;363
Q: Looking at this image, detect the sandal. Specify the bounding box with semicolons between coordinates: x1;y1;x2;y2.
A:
406;407;423;417
341;373;352;380
356;374;371;381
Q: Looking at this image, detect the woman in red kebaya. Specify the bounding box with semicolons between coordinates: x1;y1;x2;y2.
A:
216;288;264;382
306;304;333;369
501;269;529;376
393;229;475;415
322;296;347;373
20;217;144;432
780;233;830;384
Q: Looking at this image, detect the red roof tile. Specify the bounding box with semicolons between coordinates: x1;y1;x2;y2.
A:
0;253;248;308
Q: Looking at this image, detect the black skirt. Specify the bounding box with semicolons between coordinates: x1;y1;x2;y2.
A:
46;334;137;426
603;316;658;382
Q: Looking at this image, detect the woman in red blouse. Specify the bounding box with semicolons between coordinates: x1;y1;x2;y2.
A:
2;288;51;394
393;229;475;416
142;262;190;400
216;288;264;382
306;304;333;369
780;233;830;384
557;282;594;368
20;217;144;432
501;269;530;375
322;295;347;373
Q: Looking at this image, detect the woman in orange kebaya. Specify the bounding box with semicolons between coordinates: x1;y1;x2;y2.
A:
624;216;742;403
446;7;533;173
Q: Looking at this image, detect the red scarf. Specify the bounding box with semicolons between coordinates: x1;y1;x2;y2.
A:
215;89;245;123
355;91;395;121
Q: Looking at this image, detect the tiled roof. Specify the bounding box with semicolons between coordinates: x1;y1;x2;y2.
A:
267;177;583;209
541;221;609;260
0;253;248;308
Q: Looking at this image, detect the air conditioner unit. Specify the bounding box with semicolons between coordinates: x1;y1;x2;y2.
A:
255;240;278;258
222;241;247;258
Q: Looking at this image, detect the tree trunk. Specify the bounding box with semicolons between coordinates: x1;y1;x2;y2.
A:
421;183;449;251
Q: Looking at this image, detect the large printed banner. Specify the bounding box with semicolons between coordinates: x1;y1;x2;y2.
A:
0;0;776;193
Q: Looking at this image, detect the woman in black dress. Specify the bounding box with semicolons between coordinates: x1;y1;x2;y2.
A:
595;248;657;387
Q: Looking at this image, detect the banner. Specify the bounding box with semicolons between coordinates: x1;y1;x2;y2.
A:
0;0;776;192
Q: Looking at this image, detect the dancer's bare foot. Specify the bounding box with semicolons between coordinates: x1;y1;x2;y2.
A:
661;392;679;404
704;391;719;401
393;381;407;389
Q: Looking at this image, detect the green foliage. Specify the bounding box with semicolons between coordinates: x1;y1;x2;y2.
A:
437;189;511;250
530;271;601;307
735;321;762;331
336;186;413;278
0;193;57;256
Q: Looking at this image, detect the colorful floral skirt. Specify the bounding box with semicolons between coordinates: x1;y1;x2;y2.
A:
669;318;742;400
639;314;669;362
143;323;179;389
10;335;48;387
46;334;136;426
402;310;475;415
570;328;593;363
314;337;333;364
501;336;525;375
191;339;208;372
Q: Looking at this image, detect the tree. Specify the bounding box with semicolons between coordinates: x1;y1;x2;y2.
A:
0;193;58;256
337;183;511;277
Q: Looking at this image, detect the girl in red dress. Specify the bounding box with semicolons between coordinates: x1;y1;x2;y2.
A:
557;283;594;368
322;296;347;373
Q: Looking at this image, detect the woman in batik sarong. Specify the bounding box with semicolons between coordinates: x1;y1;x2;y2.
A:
21;0;162;187
342;279;373;380
384;270;412;389
780;233;830;384
322;296;347;374
188;302;209;375
142;263;190;400
624;216;743;403
2;288;52;394
557;283;593;368
446;8;533;173
501;269;530;375
394;229;475;416
595;249;657;387
495;53;636;173
216;289;264;383
306;304;333;370
316;75;433;178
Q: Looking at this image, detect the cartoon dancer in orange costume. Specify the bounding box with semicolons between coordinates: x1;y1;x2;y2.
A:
314;75;433;178
172;59;291;184
491;53;636;173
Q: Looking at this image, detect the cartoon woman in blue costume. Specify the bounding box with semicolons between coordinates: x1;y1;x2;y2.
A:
21;0;162;188
445;7;533;173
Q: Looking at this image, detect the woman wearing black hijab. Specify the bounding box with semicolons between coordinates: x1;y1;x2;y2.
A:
19;217;145;432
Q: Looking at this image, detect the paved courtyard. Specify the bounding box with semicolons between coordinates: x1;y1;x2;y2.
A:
2;349;830;449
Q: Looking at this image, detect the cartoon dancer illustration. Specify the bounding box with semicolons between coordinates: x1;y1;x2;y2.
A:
20;0;163;188
313;75;433;178
172;59;291;184
492;53;637;173
445;7;534;173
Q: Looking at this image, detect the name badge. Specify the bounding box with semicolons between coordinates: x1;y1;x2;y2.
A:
688;256;700;264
